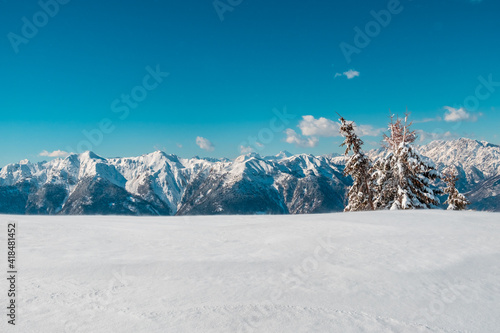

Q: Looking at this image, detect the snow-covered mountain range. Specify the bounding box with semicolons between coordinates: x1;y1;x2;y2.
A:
417;138;500;211
0;138;498;215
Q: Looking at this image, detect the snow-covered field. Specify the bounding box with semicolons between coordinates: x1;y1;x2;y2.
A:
1;211;499;332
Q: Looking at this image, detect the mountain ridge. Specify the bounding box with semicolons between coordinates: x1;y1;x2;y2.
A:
0;138;498;215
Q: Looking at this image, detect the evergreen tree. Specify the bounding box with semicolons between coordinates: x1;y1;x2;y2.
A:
443;168;470;210
372;114;418;209
382;114;417;150
371;152;395;209
339;115;374;211
389;141;441;209
373;113;440;210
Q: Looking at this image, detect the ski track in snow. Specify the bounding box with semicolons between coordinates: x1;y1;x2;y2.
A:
1;210;499;332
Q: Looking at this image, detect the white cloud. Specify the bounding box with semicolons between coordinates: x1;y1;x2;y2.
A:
284;129;318;148
356;124;384;137
299;115;341;137
176;143;183;148
443;106;472;122
298;116;380;137
239;145;254;154
196;137;215;151
413;116;442;123
335;69;360;79
443;106;482;122
344;69;360;79
39;150;69;158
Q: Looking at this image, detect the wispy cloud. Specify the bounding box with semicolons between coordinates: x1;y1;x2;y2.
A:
417;130;458;142
39;150;69;158
334;69;360;79
443;106;480;122
284;129;318;148
413;116;442;123
239;145;254;154
356;124;384;137
196;136;215;151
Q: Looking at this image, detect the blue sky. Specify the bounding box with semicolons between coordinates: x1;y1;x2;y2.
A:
1;0;499;166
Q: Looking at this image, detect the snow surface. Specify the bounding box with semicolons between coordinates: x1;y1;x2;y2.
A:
1;211;499;332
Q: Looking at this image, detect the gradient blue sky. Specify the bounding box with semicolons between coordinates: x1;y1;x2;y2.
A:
1;0;499;166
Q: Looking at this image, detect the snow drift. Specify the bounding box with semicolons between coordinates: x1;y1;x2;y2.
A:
1;210;499;332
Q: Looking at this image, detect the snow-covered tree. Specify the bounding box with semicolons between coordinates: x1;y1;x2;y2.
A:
443;168;470;210
389;141;441;209
339;115;374;211
371;152;396;209
373;113;440;210
383;113;417;149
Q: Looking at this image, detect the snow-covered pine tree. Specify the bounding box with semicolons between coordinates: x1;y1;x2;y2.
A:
443;168;470;210
371;152;395;209
373;113;441;210
339;115;374;211
371;114;415;209
382;114;417;151
390;140;441;209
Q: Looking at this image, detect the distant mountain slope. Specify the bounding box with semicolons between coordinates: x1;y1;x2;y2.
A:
417;138;500;192
0;150;349;215
0;138;498;215
466;174;500;212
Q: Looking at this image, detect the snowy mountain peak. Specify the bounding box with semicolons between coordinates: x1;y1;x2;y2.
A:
0;137;499;215
79;151;106;161
275;150;293;159
480;140;499;148
263;150;294;161
146;150;177;161
234;152;262;163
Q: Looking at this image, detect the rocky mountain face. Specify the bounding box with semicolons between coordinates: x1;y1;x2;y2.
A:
416;138;500;211
0;151;349;215
0;138;498;215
